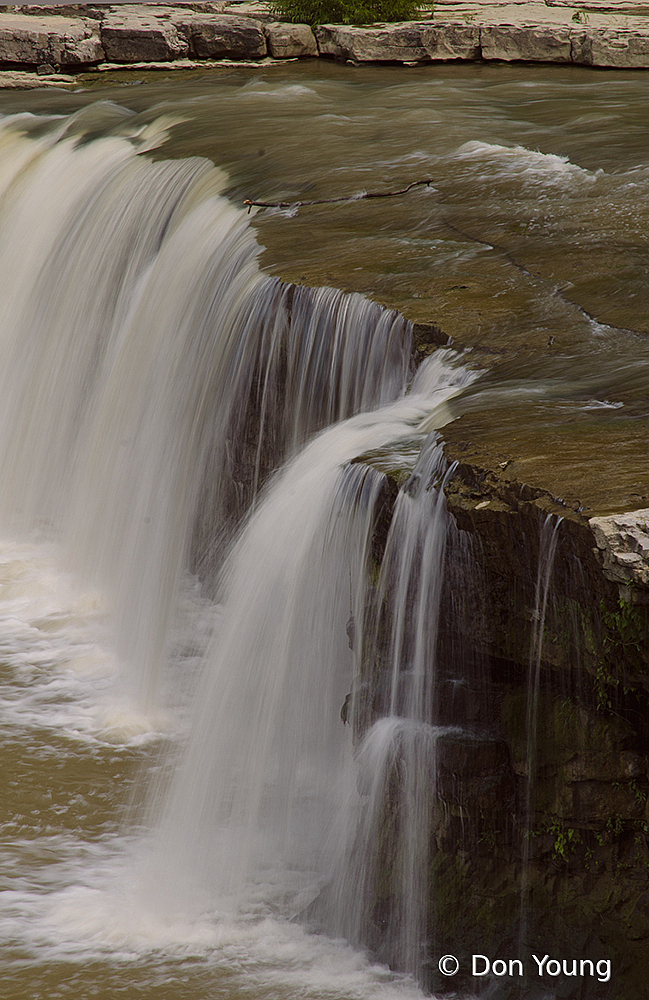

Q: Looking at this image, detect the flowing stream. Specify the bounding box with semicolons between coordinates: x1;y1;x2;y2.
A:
0;62;648;1000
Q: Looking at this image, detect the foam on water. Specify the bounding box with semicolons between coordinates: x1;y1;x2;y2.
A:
453;139;603;190
0;538;219;749
1;833;432;1000
0;530;433;999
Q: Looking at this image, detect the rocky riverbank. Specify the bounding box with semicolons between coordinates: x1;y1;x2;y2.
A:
0;0;648;82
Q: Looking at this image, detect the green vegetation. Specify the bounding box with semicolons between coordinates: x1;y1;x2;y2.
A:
601;598;646;658
270;0;432;26
547;821;581;864
595;598;647;708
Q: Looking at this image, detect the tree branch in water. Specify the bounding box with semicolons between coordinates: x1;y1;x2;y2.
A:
243;178;433;213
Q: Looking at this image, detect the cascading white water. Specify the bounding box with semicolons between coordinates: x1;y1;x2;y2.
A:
0;109;411;711
0;105;480;993
519;513;563;948
317;438;462;980
0;69;645;1000
150;356;473;915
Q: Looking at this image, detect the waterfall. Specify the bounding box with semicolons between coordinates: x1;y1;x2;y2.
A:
519;514;563;948
0;110;412;710
150;356;473;914
316;439;461;980
0;105;481;986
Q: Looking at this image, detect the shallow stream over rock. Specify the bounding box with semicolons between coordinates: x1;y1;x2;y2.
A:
4;58;646;511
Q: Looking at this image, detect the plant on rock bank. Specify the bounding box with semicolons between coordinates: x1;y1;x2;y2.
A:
270;0;432;26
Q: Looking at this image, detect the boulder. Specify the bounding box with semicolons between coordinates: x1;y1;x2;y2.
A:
480;23;573;62
264;21;316;59
315;21;479;62
182;13;267;59
101;9;188;62
576;27;649;68
0;13;103;65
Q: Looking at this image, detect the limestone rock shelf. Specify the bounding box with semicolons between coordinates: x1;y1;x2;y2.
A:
0;2;649;73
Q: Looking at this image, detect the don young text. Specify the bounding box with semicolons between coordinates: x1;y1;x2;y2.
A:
472;954;612;983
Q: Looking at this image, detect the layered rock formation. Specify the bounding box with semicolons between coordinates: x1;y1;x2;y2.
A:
355;398;649;997
355;441;649;997
0;2;649;73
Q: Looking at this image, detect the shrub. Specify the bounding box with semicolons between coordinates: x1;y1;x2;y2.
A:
270;0;432;26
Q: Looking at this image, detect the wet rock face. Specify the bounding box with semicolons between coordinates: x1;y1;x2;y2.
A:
364;450;649;997
436;732;515;812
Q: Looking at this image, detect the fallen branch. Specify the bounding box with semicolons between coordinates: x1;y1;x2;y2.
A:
243;178;433;213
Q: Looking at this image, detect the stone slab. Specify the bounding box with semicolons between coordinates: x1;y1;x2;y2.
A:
0;12;103;65
101;9;188;61
0;67;78;85
423;22;481;61
1;5;649;69
264;21;316;59
315;22;480;63
481;23;574;62
590;509;649;589
182;12;266;58
578;26;649;66
93;56;282;69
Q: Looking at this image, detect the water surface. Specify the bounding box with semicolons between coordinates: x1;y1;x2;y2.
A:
0;60;647;1000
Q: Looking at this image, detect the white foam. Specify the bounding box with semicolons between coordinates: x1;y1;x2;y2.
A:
0;831;430;999
0;537;216;748
453;139;602;190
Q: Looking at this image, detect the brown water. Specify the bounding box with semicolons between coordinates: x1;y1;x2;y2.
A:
7;58;645;509
0;61;647;1000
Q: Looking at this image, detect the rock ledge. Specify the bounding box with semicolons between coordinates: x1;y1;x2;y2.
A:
1;5;649;72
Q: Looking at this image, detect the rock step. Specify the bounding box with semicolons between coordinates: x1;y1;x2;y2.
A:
0;10;648;68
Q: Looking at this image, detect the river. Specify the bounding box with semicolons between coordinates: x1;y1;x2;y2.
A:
0;60;647;1000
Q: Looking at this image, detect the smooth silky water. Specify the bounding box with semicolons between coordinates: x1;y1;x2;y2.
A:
0;62;647;999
